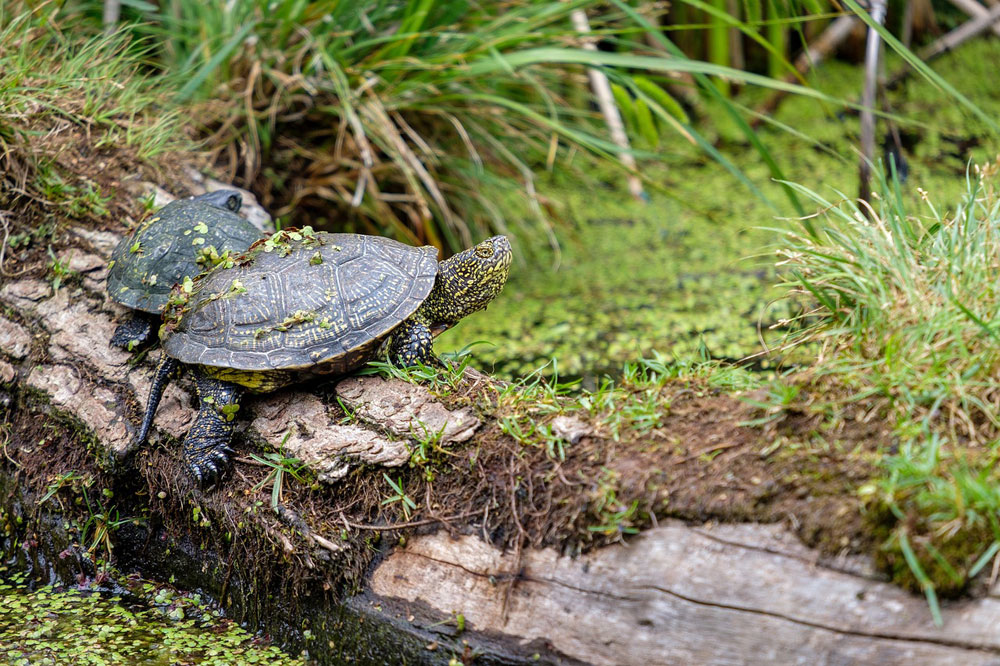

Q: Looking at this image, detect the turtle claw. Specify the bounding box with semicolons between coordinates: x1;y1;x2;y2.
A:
182;373;243;486
186;447;231;487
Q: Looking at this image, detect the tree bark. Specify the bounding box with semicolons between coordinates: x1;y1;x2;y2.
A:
4;185;1000;664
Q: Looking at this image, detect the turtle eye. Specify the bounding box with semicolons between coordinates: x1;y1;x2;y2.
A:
474;242;493;258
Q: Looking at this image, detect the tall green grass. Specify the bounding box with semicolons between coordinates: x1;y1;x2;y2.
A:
74;0;865;251
11;1;998;255
0;6;185;218
33;0;990;254
777;160;1000;618
779;162;1000;429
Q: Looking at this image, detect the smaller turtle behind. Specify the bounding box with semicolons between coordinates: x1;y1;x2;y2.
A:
106;190;263;350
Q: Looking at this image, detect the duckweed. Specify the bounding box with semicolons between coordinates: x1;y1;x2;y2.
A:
442;41;1000;380
0;573;303;666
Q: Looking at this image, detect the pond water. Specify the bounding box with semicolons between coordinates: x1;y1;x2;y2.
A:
439;174;791;381
0;570;303;666
442;43;1000;382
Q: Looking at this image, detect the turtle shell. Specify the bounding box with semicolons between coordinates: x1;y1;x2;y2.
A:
107;198;262;314
162;231;439;374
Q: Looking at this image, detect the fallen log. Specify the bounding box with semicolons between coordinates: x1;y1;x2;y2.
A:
4;184;1000;665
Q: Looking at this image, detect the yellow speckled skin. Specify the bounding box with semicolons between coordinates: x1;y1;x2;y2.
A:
135;232;511;485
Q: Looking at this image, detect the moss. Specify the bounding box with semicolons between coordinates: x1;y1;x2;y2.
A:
873;520;994;598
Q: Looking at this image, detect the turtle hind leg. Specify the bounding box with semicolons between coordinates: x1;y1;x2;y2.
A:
111;314;154;351
184;373;244;486
387;319;436;367
134;354;181;449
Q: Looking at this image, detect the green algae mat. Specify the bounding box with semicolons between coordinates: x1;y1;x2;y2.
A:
0;572;303;666
441;39;1000;382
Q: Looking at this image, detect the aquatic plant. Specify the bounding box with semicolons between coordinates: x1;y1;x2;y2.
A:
0;570;303;665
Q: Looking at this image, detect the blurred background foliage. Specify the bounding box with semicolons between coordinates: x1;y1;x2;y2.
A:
8;0;907;250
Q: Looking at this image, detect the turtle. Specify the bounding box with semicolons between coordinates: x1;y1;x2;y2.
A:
106;190;263;350
133;228;512;485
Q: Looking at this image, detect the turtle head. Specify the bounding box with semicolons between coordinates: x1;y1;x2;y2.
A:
193;189;243;213
419;235;512;332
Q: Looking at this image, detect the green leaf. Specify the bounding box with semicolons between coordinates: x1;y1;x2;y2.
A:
633;97;659;147
609;82;635;129
176;21;257;102
632;76;689;124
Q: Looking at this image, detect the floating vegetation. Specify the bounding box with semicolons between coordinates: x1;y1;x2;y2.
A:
0;571;303;666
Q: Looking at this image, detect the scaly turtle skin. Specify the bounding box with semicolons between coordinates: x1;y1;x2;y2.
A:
135;229;512;485
106;190;262;350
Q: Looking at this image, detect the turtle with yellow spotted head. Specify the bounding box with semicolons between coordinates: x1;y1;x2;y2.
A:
134;229;512;485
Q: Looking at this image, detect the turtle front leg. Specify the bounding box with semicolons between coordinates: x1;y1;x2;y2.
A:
184;372;244;486
111;314;154;350
387;319;436;367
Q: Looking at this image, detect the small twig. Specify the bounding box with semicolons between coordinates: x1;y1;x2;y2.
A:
102;0;120;33
887;4;1000;89
570;9;645;201
990;547;1000;590
338;510;478;532
309;531;344;554
233;455;271;468
423;485;458;536
859;0;887;207
273;504;345;555
0;211;33;278
677;441;744;464
554;465;583;487
948;0;1000;37
500;457;528;626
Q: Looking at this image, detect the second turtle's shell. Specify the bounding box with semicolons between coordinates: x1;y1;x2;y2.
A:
163;232;439;374
107;198;262;314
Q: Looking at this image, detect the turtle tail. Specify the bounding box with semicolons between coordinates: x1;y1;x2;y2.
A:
134;354;180;448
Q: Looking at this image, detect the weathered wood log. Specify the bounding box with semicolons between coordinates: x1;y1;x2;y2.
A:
4;185;1000;665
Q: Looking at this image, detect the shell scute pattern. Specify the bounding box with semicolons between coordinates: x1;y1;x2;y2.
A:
107;199;260;313
164;233;439;372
